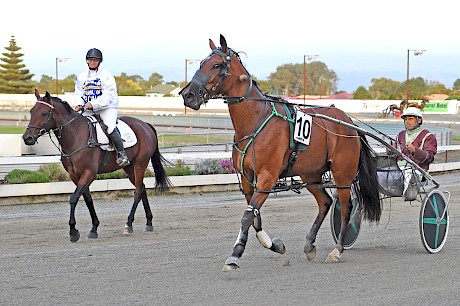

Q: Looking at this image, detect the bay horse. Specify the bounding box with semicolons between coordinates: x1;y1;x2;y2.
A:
181;35;381;271
23;90;171;242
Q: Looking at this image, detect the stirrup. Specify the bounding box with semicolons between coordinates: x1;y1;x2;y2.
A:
116;152;130;167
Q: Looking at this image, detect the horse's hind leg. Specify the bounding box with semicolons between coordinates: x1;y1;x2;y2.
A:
124;191;142;235
123;166;145;235
82;190;100;239
140;184;154;232
304;185;333;261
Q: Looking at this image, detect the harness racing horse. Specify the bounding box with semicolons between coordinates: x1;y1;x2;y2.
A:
23;90;171;242
181;35;382;271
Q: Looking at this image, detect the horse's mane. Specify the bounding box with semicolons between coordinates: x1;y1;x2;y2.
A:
52;96;74;112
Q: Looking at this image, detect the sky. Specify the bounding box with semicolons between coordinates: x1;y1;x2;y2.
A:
1;0;459;93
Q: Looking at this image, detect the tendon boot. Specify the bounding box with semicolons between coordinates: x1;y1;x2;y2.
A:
108;127;130;167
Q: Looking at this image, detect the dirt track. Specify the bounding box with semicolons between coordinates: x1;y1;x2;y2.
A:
1;171;460;305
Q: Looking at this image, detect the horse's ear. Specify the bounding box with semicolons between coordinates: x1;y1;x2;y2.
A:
219;34;227;53
44;91;51;101
209;38;217;50
34;89;41;100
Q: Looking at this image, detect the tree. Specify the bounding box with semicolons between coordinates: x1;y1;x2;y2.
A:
353;86;372;99
115;73;145;96
368;77;402;100
268;62;337;97
453;79;460;91
0;36;35;93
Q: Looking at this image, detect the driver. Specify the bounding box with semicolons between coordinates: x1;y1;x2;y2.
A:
74;48;129;167
394;107;437;199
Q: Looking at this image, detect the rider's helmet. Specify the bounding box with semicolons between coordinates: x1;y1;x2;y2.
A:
401;106;423;125
86;48;103;62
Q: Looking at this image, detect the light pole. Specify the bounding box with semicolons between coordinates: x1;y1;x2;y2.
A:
55;57;69;96
303;54;319;103
406;49;425;103
184;59;200;114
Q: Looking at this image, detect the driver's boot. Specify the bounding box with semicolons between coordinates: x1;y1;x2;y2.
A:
108;127;130;167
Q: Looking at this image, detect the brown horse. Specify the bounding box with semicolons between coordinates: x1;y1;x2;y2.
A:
407;97;428;111
181;35;381;271
23;90;171;242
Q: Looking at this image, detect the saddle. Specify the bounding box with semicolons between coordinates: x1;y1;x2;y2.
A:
86;115;137;151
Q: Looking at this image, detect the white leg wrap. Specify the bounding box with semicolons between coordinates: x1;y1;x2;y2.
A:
233;229;243;247
256;230;273;249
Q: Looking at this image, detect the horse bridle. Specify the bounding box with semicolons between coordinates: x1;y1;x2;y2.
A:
26;100;79;142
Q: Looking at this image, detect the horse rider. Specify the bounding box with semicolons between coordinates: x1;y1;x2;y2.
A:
74;48;130;167
394;107;437;199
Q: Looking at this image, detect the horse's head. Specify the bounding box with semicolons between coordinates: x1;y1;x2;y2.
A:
180;34;250;110
22;89;69;145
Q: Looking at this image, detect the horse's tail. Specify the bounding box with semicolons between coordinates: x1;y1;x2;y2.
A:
147;123;173;193
357;132;382;223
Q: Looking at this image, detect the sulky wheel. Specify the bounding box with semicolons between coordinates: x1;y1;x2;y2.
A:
330;187;362;250
419;189;449;253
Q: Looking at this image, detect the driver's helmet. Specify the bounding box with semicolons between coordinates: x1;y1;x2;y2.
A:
86;48;103;62
401;106;423;125
401;106;423;119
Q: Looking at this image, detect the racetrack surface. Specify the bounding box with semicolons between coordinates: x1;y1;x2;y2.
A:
1;172;459;305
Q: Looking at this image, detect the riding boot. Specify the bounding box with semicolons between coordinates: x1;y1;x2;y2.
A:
108;127;130;167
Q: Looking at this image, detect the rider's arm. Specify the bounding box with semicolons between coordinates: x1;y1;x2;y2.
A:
412;133;437;165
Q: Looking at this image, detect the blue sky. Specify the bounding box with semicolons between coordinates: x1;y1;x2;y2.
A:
2;0;458;93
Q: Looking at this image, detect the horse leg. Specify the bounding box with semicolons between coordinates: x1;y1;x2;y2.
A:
253;212;286;254
140;184;154;232
123;165;145;235
68;184;90;242
303;185;333;261
222;182;275;272
82;190;100;239
325;187;352;263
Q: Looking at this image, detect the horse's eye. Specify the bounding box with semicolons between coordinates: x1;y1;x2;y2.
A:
213;63;222;69
41;111;48;117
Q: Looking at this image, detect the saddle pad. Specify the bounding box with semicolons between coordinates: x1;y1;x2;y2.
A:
281;103;308;152
87;116;137;151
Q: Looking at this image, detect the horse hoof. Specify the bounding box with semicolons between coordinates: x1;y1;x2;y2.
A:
272;238;286;254
144;225;154;232
222;264;238;272
325;248;341;263
70;230;80;243
87;231;98;239
305;245;317;261
222;256;239;272
123;226;133;236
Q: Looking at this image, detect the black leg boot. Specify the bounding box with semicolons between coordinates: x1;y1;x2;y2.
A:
108;127;130;167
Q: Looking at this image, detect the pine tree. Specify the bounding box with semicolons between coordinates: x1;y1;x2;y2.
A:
0;35;35;93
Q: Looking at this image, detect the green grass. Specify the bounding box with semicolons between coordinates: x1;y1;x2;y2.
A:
0;126;26;134
453;135;460;141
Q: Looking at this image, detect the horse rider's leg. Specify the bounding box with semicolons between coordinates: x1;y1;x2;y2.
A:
109;127;130;167
325;187;352;263
252;210;286;254
101;108;130;167
303;184;333;261
82;190;100;239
